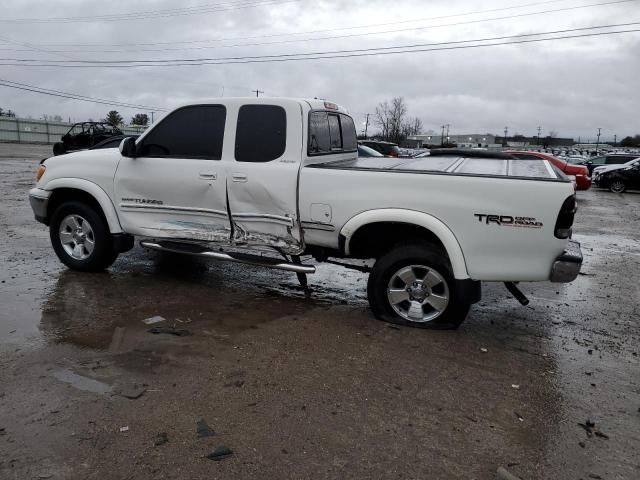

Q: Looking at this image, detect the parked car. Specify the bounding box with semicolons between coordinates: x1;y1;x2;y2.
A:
594;158;640;192
30;97;581;330
53;122;123;156
507;151;591;190
577;154;640;175
357;144;384;157
359;140;400;157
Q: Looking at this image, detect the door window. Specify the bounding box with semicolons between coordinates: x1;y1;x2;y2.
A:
137;105;226;159
235;105;287;162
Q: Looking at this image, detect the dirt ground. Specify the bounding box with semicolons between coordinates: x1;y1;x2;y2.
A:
1;143;638;480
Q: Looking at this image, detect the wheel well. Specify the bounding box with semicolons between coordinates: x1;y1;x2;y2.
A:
347;222;448;260
47;188;107;226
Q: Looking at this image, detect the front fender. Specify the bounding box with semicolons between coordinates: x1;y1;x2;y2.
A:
341;209;469;279
41;178;123;233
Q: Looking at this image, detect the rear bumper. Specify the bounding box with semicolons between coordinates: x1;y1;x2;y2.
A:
29;188;50;224
575;174;592;190
550;240;582;283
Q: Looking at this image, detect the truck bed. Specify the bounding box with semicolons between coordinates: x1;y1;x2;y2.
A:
310;155;561;180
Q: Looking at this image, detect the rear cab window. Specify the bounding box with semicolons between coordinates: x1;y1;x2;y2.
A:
308;111;357;156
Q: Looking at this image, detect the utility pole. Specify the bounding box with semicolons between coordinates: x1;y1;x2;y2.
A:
595;127;602;154
363;113;370;139
537;126;542;145
445;124;450;144
503;126;509;147
614;134;617;147
253;89;264;97
150;111;154;124
440;125;446;146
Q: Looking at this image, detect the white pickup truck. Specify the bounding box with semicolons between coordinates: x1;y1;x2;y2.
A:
29;98;582;329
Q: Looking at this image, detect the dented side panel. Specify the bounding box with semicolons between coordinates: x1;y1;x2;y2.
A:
114;156;231;242
224;101;305;255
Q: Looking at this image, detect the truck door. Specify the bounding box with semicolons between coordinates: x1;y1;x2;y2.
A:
114;105;231;243
226;102;304;255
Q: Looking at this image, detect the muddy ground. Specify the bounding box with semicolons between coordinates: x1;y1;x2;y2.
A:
0;143;638;480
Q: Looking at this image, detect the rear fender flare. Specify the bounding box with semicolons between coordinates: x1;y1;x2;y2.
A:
341;209;469;279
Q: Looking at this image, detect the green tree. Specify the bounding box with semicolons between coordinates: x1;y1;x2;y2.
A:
130;113;149;126
620;135;640;147
104;110;123;126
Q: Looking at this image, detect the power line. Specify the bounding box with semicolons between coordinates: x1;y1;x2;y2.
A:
19;0;576;46
2;23;638;67
0;0;302;24
0;79;167;111
8;0;635;53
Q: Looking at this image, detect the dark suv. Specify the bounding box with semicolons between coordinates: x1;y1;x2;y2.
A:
580;154;640;175
359;140;400;157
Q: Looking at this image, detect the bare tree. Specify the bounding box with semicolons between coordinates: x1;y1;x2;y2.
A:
402;117;423;138
374;100;391;140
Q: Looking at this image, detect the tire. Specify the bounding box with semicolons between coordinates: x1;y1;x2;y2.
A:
367;244;471;329
609;178;626;193
50;201;118;272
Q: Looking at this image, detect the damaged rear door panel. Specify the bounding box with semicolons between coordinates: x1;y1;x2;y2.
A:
225;101;305;255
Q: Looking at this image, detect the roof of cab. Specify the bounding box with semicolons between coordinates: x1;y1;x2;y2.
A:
168;97;350;115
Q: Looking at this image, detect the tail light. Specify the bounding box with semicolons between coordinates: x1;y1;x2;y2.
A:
555;195;577;239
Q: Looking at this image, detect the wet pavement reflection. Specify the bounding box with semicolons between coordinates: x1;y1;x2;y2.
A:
1;144;638;479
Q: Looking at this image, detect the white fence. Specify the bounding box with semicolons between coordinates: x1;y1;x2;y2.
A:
0;117;147;145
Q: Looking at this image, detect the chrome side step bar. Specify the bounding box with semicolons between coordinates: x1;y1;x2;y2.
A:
140;240;316;274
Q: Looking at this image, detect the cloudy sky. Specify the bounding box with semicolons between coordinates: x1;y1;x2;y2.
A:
1;0;639;140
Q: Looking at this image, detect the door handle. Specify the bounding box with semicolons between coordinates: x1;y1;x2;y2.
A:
199;172;217;180
231;173;248;183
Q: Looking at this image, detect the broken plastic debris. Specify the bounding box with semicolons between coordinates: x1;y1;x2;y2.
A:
148;326;192;337
154;432;168;446
196;418;215;438
207;446;233;461
480;348;488;353
119;426;129;432
142;315;166;325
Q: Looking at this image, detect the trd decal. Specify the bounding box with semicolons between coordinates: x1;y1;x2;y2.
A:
474;214;543;228
121;197;164;205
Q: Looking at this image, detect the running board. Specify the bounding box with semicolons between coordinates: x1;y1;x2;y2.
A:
140;240;316;274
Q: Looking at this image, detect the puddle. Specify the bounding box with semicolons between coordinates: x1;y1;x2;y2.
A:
53;369;113;395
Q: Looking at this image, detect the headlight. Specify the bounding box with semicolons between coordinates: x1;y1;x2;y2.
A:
36;164;46;182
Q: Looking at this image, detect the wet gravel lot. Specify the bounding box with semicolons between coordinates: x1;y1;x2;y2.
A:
1;143;638;479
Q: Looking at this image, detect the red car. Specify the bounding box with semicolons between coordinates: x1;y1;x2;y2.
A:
507;150;592;190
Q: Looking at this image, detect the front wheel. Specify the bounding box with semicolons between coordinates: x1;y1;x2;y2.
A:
609;178;626;193
367;244;471;329
50;201;118;272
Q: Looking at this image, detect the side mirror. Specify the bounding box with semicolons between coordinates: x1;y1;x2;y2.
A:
119;137;137;158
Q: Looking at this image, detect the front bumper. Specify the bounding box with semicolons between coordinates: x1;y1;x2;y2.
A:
29;188;50;224
550;240;583;283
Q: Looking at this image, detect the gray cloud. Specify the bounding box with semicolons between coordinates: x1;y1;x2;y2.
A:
1;0;639;140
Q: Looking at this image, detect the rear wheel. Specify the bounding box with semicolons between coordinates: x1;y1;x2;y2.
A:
367;244;471;329
50;201;118;271
609;178;626;193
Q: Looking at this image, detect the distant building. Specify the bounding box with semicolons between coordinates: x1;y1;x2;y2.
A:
495;136;575;147
406;133;496;148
